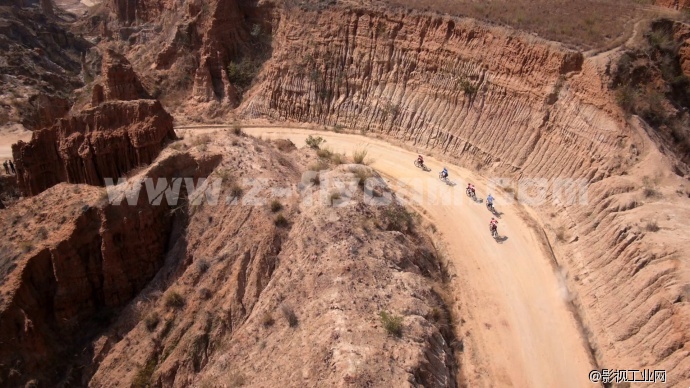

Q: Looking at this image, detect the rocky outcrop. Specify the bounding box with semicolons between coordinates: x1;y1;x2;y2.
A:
98;49;151;102
91;0;273;115
0;150;221;386
12;100;175;196
671;21;690;79
12;52;175;196
25;94;71;129
107;0;170;25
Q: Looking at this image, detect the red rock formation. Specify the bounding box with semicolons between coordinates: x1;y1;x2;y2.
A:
12;51;175;196
13;100;174;196
672;21;690;78
107;0;170;25
23;94;70;130
100;0;270;107
99;49;151;102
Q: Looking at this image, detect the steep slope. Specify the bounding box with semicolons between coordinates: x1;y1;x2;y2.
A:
613;19;690;169
0;0;90;129
0;149;221;386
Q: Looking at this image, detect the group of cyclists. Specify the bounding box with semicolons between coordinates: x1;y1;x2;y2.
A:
416;155;500;238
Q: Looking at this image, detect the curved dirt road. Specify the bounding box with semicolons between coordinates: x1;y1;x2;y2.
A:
183;126;595;387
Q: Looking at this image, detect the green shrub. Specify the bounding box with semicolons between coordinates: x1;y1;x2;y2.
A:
379;311;403;337
555;227;567;242
227;57;259;93
615;85;636;114
459;79;478;96
384;205;414;232
230;184;243;199
643;187;661;198
232;122;243;136
645;221;660;232
306;135;326;149
316;147;333;159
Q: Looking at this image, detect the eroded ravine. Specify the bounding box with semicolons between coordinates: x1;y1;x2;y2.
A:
189;125;596;387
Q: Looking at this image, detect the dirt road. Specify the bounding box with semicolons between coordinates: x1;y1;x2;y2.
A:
183;126;596;387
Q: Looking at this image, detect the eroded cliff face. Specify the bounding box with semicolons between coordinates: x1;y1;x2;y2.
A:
242;7;626;181
12;51;176;196
107;0;172;25
241;5;690;385
0;150;221;386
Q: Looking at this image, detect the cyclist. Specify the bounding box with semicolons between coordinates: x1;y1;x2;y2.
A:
467;183;476;196
489;218;498;235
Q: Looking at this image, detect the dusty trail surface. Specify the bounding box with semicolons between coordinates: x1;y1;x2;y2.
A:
183;126;595;387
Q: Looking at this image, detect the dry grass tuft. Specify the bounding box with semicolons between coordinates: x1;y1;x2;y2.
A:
555;226;567;242
144;312;160;332
261;311;275;327
274;214;289;227
280;304;298;327
165;290;185;309
352;149;368;164
270;200;283;213
645;221;660;232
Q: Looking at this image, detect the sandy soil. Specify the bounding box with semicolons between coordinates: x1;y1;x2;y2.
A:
0;125;31;161
207;126;595;387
